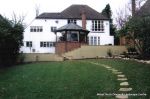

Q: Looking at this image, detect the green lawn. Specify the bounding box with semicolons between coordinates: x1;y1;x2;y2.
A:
0;59;149;99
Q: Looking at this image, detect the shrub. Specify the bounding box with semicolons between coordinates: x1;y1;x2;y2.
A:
107;49;112;57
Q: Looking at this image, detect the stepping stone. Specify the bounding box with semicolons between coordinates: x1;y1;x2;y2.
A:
112;69;118;72
116;95;128;99
120;82;129;86
119;88;132;92
105;66;111;69
117;78;128;81
117;75;125;78
112;71;122;74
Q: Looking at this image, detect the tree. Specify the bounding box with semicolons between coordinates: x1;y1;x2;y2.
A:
116;0;150;59
102;4;117;44
116;0;146;29
0;15;24;67
120;16;150;59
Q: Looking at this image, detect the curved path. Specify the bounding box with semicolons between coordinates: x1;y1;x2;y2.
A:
89;61;133;99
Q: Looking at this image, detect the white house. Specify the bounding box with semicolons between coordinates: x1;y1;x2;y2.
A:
20;4;114;53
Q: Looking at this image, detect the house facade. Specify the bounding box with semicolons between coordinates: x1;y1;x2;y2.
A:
20;5;114;53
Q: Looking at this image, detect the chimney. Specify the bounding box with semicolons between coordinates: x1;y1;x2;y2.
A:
81;11;86;30
132;0;136;17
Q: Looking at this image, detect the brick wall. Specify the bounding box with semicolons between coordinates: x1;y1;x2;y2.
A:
55;42;81;54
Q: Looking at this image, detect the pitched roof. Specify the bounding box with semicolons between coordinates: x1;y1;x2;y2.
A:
36;5;108;20
136;0;150;16
36;13;62;19
55;23;89;33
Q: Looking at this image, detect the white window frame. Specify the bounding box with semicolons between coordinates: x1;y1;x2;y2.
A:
51;27;57;32
30;26;43;32
68;19;77;24
92;20;104;32
40;42;55;47
26;41;32;47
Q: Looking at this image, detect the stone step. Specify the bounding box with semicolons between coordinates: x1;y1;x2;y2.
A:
120;82;129;86
117;75;125;78
105;66;111;69
112;69;118;72
117;78;128;81
119;88;132;92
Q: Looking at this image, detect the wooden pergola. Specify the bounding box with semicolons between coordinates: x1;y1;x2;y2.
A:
54;23;89;54
55;23;89;43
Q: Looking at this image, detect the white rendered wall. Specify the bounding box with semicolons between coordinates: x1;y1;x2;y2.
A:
21;19;67;53
77;20;114;45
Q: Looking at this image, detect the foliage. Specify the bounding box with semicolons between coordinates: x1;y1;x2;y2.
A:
107;49;112;57
102;4;118;44
102;4;112;19
119;16;150;59
0;15;24;66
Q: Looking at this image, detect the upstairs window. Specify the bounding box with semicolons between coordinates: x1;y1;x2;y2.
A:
92;20;104;32
26;41;32;47
30;26;43;32
40;42;55;47
68;19;76;24
51;27;57;32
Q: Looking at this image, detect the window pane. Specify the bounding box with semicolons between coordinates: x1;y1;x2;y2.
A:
47;42;50;47
94;37;97;45
26;42;29;47
40;42;42;47
91;37;93;45
44;42;46;47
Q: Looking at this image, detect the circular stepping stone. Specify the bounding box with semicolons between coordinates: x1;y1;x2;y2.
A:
119;88;132;92
117;78;128;81
116;95;128;99
120;82;129;86
117;75;125;78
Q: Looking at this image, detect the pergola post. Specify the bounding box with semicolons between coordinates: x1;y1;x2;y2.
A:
78;31;80;42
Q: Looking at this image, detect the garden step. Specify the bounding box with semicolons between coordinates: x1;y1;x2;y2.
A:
120;82;129;86
117;78;128;81
112;69;118;72
105;66;111;69
119;88;132;92
117;75;125;78
116;95;128;99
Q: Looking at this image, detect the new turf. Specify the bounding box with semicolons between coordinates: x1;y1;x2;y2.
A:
0;59;149;99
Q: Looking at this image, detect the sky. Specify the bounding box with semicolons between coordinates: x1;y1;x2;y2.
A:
0;0;130;25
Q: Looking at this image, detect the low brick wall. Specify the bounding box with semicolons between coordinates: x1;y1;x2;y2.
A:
21;53;63;62
55;42;81;54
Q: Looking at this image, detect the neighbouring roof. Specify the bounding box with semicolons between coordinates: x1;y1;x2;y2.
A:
36;5;108;20
136;0;150;16
55;23;89;33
